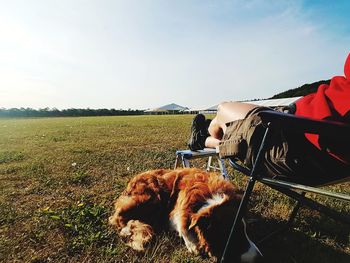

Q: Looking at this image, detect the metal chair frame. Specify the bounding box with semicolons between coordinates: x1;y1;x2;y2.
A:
220;110;350;262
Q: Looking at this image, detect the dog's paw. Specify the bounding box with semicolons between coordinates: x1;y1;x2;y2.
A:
185;242;199;255
119;220;154;252
182;234;199;255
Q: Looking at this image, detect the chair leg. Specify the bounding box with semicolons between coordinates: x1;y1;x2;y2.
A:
207;156;228;179
182;155;190;168
257;197;303;245
221;177;257;262
174;154;181;169
286;194;304;225
218;157;228;180
174;154;191;169
221;125;272;263
272;187;350;225
287;203;301;226
206;156;213;172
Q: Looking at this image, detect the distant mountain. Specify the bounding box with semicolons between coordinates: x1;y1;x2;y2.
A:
270;79;331;99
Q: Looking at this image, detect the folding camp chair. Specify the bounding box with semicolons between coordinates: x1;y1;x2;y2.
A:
174;148;228;179
220;110;350;262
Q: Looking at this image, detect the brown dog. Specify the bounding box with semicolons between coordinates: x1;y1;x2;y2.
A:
109;168;262;261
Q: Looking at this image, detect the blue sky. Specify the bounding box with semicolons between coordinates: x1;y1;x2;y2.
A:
0;0;349;110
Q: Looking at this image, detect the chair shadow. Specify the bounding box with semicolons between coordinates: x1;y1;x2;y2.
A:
246;212;350;263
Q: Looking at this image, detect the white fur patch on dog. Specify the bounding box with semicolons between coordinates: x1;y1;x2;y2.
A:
169;211;198;253
169;211;182;234
198;193;226;213
240;219;262;263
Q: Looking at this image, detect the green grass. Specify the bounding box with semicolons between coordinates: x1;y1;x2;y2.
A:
0;115;349;262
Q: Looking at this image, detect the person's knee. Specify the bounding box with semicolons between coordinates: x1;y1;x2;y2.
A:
208;118;217;135
217;101;231;112
208;118;223;139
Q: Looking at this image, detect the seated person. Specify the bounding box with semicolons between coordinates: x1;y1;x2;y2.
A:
188;53;350;185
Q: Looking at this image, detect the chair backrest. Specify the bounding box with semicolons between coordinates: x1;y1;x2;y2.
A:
258;110;350;137
257;110;350;186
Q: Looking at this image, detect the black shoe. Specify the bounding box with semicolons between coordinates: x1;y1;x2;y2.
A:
188;114;210;151
205;118;212;131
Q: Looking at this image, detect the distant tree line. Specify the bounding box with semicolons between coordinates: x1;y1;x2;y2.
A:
270;79;331;99
1;79;333;118
0;108;144;118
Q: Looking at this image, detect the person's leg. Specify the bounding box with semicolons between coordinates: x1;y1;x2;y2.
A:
204;136;221;148
205;101;259;148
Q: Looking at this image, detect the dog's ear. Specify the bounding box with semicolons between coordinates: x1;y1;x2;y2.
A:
189;215;199;230
189;213;209;230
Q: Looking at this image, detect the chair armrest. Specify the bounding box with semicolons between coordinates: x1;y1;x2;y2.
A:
258;110;350;138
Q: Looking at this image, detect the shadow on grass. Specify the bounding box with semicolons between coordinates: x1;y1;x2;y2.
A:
246;211;350;263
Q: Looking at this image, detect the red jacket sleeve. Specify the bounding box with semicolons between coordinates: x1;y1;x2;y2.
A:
295;53;350;163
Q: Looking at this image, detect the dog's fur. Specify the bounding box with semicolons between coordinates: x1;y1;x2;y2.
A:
109;168;261;261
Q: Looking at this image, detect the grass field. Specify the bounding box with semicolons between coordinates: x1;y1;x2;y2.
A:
0;115;349;263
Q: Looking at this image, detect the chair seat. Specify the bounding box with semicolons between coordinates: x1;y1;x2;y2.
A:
175;148;218;160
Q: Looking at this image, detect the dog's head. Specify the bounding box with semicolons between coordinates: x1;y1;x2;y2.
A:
188;192;241;258
189;190;263;263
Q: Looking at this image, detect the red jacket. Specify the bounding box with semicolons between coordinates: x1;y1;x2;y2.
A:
295;53;350;163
